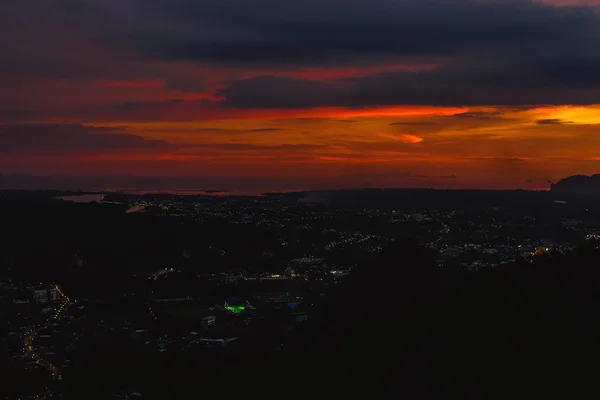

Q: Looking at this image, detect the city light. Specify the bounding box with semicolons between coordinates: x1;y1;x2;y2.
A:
225;305;246;314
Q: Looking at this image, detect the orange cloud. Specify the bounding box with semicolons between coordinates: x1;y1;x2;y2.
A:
396;134;424;144
7;100;600;190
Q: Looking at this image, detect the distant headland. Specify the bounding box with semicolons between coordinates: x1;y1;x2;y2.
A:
551;174;600;195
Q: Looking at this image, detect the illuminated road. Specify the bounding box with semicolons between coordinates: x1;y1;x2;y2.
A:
23;284;71;398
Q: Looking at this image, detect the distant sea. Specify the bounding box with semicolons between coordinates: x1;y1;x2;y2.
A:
56;193;106;203
106;189;270;196
56;189;277;203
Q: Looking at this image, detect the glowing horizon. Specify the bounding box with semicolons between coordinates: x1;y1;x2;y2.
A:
3;1;600;191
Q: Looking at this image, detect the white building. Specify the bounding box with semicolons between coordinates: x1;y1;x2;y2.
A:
33;290;48;303
201;316;216;329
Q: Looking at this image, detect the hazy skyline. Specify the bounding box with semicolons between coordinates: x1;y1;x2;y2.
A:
3;0;600;190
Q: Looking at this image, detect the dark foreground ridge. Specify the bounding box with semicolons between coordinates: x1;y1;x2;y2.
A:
1;192;600;398
54;239;600;397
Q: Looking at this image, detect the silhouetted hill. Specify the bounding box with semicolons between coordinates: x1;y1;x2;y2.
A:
286;238;600;396
268;188;554;211
552;174;600;195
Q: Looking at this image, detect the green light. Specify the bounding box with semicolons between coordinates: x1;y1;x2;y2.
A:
225;305;245;314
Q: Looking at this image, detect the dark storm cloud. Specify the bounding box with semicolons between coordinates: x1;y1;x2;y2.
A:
188;1;600;107
125;0;597;65
453;111;506;120
217;76;335;108
217;56;600;108
0;124;170;156
2;1;598;69
2;0;600;107
536;118;572;125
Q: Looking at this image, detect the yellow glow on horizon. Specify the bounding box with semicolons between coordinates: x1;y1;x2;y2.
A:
526;105;600;125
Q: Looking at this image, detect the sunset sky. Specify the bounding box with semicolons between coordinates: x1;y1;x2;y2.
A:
3;0;600;191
